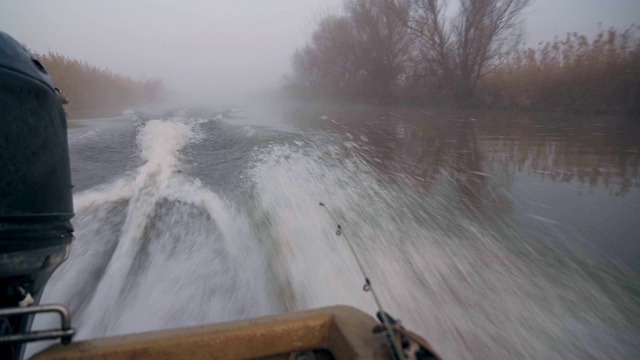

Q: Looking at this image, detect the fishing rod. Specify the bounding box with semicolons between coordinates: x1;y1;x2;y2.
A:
319;202;407;360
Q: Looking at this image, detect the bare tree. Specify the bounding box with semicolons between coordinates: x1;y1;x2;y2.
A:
454;0;530;99
286;46;321;98
403;0;454;83
346;0;413;103
287;0;529;104
395;0;530;101
287;1;413;103
287;15;364;100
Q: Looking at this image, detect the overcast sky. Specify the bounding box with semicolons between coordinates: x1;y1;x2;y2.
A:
1;0;638;99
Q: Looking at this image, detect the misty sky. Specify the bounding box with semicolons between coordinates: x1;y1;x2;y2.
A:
1;0;639;99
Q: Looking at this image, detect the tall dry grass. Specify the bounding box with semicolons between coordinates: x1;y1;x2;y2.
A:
36;52;162;119
478;26;640;115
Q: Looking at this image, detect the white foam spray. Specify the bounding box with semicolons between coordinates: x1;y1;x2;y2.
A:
248;143;638;360
33;118;278;345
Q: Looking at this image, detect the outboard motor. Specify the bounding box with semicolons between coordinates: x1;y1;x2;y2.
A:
0;32;74;359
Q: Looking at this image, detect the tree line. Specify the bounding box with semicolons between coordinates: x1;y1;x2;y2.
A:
36;52;162;119
285;0;640;115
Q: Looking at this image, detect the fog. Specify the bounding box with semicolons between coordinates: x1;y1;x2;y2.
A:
1;0;639;103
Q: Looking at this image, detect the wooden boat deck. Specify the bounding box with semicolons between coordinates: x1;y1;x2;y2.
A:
33;306;393;359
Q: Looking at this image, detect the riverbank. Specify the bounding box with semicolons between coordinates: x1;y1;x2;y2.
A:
37;52;162;120
285;0;640;117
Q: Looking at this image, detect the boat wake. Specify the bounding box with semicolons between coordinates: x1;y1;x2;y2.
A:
28;111;639;359
31;117;278;348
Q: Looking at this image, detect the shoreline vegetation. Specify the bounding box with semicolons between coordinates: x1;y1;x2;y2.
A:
37;52;162;119
284;0;640;116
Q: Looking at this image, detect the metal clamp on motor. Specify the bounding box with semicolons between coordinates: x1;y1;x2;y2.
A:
0;305;74;345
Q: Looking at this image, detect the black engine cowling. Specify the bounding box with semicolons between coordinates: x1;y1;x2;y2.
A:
0;31;74;359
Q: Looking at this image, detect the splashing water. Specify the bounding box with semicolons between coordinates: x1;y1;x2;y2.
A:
32;117;278;346
247;143;639;359
29;113;639;360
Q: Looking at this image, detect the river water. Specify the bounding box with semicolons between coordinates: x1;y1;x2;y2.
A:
30;102;639;359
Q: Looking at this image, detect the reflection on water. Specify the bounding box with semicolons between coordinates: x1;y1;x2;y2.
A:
283;105;640;271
